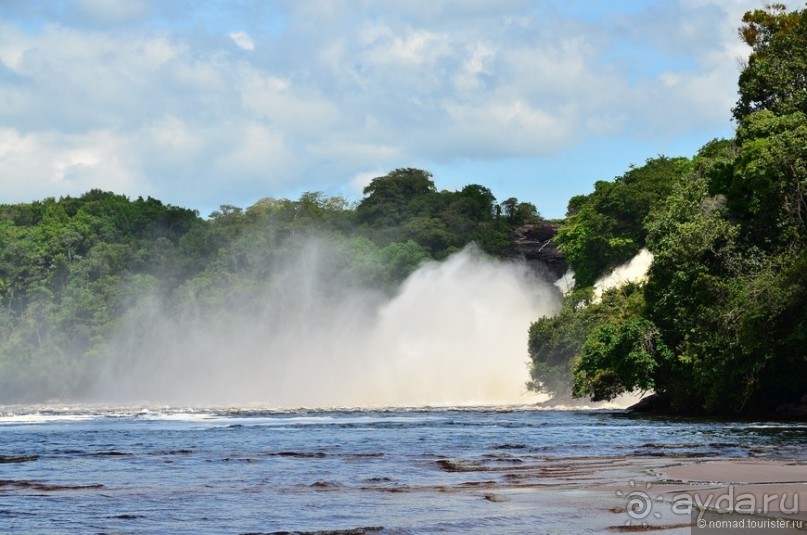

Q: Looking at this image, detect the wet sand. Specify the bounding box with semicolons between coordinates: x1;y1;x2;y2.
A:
277;454;806;532
406;455;807;533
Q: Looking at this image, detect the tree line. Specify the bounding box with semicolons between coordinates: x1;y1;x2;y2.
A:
0;171;539;401
528;4;806;415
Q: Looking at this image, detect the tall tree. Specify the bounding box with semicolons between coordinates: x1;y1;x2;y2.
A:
734;4;807;122
356;168;437;226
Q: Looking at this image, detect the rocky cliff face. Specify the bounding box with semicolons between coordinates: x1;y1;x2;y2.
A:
502;221;568;281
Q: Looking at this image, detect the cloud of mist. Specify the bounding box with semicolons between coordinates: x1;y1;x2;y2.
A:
91;243;560;407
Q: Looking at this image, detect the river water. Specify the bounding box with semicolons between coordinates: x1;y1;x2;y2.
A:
1;406;805;534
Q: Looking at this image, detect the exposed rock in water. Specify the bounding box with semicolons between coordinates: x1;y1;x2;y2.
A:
625;393;671;414
502;221;568;281
627;393;807;419
0;455;38;464
776;394;807;420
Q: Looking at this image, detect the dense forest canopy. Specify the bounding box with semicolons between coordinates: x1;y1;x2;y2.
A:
1;5;804;415
527;3;806;415
0;171;540;402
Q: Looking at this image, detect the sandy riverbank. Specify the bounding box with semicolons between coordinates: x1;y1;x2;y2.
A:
427;455;807;533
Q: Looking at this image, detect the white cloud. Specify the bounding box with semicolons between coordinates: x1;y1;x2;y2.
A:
212;123;290;184
140;115;204;161
363;26;450;65
239;70;340;136
349;169;384;197
0;128;140;201
0;0;792;213
229;31;255;51
438;99;571;157
453;42;494;91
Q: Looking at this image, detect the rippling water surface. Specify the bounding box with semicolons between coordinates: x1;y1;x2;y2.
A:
1;407;805;534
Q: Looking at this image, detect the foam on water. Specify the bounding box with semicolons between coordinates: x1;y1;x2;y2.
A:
0;413;98;425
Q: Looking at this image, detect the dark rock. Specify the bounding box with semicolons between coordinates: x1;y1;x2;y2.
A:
625;393;671;414
501;221;568;281
775;397;807;420
0;455;38;463
0;480;104;491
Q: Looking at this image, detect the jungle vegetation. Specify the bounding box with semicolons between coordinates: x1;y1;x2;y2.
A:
527;4;806;414
0;170;539;401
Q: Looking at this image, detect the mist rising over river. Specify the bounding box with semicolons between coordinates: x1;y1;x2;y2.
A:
93;244;559;407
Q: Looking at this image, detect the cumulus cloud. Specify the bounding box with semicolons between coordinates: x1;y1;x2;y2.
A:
0;0;799;213
229;30;255;51
0;128;140;201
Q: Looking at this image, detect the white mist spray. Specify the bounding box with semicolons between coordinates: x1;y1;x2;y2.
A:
589;248;655;408
592;248;653;303
534;249;657;409
93;244;559;407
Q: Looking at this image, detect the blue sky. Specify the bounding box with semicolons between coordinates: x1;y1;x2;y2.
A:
0;0;797;218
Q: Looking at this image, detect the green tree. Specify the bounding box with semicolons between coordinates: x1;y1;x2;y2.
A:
572;317;671;402
734;4;807;122
714;110;807;248
555;156;691;287
642;136;806;413
356;168;437;226
527;283;645;399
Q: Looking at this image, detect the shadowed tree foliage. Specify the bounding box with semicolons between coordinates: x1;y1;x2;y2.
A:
572;317;672;402
529;6;807;414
